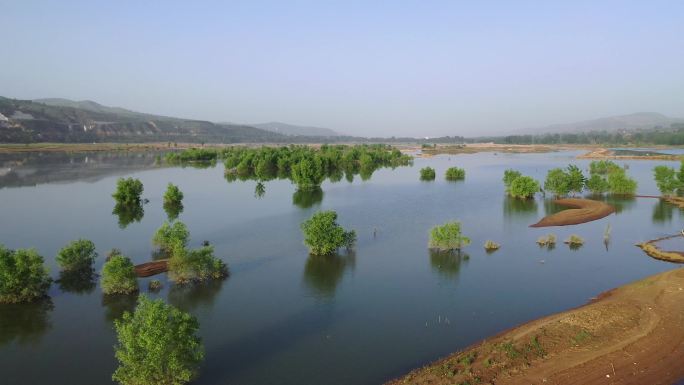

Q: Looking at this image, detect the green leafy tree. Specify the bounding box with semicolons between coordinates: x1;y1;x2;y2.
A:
301;211;356;256
608;169;638;195
508;176;540;199
566;165;586;195
445;167;465;181
428;221;471;251
0;245;52;304
168;245;228;284
153;221;190;253
654;165;679;196
419;167;436;181
112;178;144;205
164;183;184;206
101;255;138;295
544;168;571;196
56;239;98;271
677;159;684;185
585;173;609;194
291;155;325;190
589;160;620;175
503;169;522;191
113;295;204;385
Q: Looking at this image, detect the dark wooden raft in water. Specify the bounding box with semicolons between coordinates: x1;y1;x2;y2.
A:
134;259;169;277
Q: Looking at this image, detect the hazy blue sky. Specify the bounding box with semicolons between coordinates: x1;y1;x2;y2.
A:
1;1;683;136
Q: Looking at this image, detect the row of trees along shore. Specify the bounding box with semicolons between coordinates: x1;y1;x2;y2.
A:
502;160;639;199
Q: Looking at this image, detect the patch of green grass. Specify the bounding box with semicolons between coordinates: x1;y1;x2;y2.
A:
526;336;546;357
500;341;522;359
458;351;477;366
572;329;592;345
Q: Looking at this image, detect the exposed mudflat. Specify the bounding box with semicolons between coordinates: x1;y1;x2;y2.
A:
386;268;684;385
530;198;615;227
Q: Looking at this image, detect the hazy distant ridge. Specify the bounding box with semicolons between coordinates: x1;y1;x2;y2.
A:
523;112;684;134
251;121;340;137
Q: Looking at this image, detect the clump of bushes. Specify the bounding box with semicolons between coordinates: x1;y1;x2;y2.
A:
543;165;585;196
113;295;204;385
503;169;540;199
653;165;680;196
585;161;637;195
153;221;190;253
168;244;228;284
163;183;184;220
154;220;228;284
148;280;162;292
112;178;144;205
420;167;436;181
56;239;98;271
484;240;500;252
0;245;52;304
428;221;470;251
445;167;465;181
564;234;584;248
301;211;356;256
101;254;139;295
536;234;556;247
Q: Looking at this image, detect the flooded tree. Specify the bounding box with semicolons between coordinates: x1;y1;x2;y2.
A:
301;211;356;256
420;167;436;181
445;167;465;181
101;255;139;295
0;245;52;304
428;221;470;251
56;239;98;271
163;183;184;220
113;295;204;385
112;177;144;205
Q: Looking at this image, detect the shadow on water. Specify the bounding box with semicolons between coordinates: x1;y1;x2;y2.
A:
112;202;144;228
503;196;538;220
56;267;98;295
302;251;356;299
164;201;183;221
167;279;225;312
0;299;54;347
292;188;324;209
429;249;469;280
102;293;139;323
652;199;679;223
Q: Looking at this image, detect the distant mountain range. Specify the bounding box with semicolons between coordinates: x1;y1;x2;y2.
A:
250;121;340;137
0;97;290;143
522;112;684;134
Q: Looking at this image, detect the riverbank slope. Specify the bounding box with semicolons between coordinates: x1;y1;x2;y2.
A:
387;268;684;385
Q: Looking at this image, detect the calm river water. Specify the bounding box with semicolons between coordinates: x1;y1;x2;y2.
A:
0;149;681;385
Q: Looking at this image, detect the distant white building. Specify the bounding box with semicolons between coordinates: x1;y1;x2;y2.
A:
0;112;8;121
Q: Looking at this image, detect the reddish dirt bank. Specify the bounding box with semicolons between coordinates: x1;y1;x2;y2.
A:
530;198;615;227
134;260;169;277
386;268;684;385
637;234;684;263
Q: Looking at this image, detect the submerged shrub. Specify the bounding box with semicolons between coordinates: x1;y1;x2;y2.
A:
168;245;228;284
585;174;610;194
429;221;470;251
484;240;500;252
153;221;190;253
419;167;436;181
653;165;679;196
163;183;184;206
445;167;465;181
564;234;585;247
101;255;139;295
607;170;638;195
301;211;356;256
503;169;522;190
536;234;557;247
113;295;204;385
0;245;52;304
56;239;98;271
148;280;162;292
112;178;144;205
508;176;540;199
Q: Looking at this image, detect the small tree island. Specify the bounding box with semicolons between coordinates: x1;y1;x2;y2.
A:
301;211;356;256
0;245;52;304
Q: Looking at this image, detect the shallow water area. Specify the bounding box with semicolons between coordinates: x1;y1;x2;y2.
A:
0;149;681;385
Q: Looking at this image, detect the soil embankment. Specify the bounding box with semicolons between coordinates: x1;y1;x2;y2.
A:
637;234;684;263
578;147;681;161
386;268;684;385
134;259;169;277
530;198;615;227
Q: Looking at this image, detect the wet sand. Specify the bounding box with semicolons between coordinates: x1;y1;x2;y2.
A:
530;198;615;227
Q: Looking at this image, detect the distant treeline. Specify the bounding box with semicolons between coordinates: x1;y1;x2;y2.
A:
466;123;684;146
